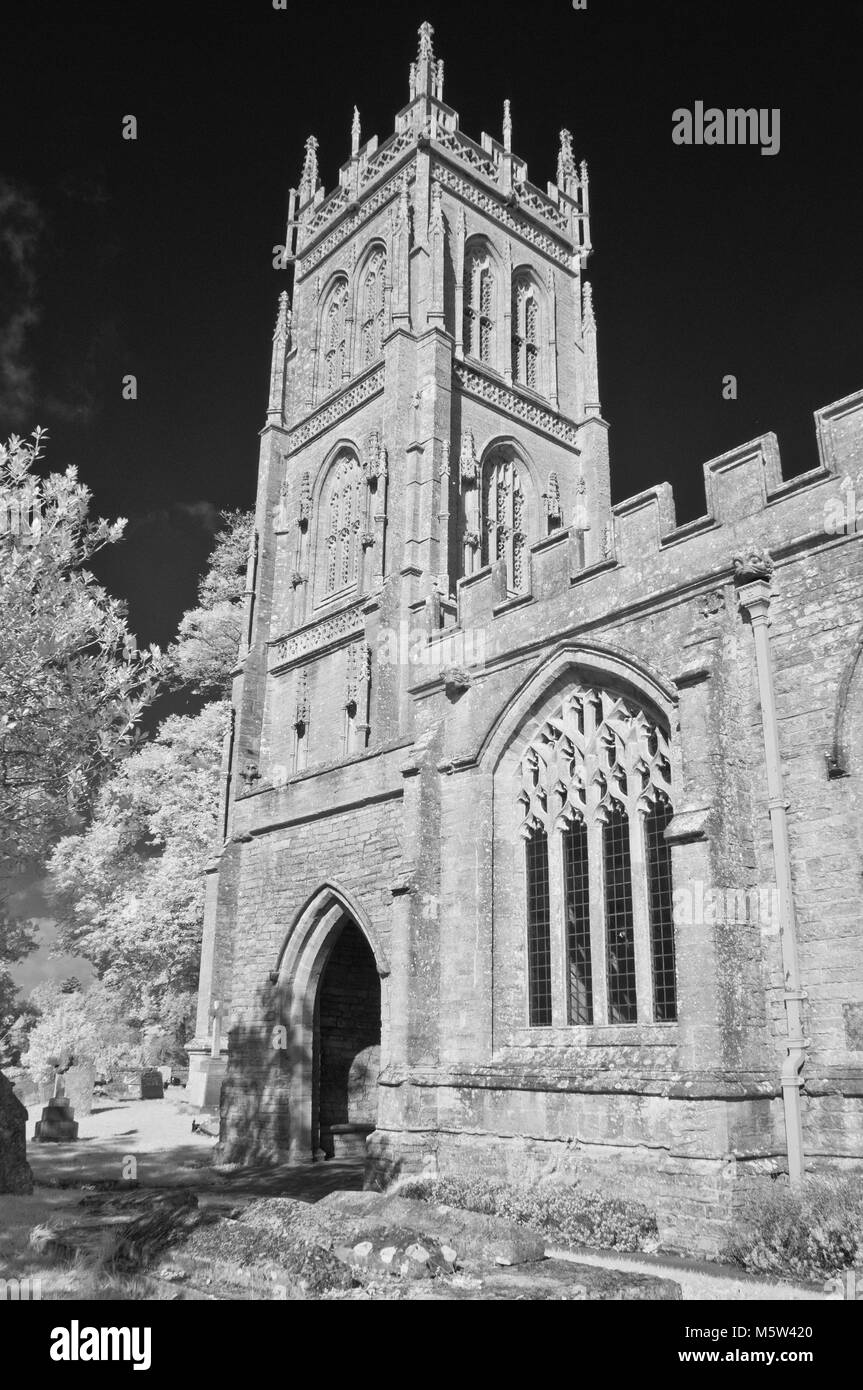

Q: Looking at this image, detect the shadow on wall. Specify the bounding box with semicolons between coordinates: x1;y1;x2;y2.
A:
217;978;296;1167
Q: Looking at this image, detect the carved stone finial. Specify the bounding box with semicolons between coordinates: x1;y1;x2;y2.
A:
557;128;576;187
582;280;595;331
503;99;512;153
733;548;774;582
273;290;291;344
351;106;361;156
409;61;417;100
435;59;444;100
418;20;435;62
299;135;320;203
440;440;451;480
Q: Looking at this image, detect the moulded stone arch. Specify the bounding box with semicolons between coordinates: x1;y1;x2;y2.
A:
477;437;540;594
510;263;548;395
274;882;389;1161
463;232;505;374
351;238;389;370
312;444;366;606
478;641;680;778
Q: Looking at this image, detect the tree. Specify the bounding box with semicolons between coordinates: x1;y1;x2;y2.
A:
0;428;169;875
44;508;253;1042
0;902;38;1066
22;979;137;1081
47;702;228;1031
170;508;253;695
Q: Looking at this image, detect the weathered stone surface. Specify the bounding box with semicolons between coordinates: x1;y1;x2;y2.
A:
0;1067;33;1194
33;1096;79;1142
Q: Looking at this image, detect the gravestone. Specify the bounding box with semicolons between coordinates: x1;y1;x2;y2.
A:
34;1095;79;1143
64;1062;96;1117
0;1068;34;1192
140;1069;164;1099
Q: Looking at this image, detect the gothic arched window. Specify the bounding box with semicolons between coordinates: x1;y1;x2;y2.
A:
481;453;528;595
518;685;676;1027
463;248;495;366
512;274;540;391
321;452;363;599
321;278;348;396
359;249;386;366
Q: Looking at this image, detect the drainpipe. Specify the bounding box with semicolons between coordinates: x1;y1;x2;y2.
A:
735;553;808;1185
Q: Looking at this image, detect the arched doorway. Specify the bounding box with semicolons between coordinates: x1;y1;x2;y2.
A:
313;917;381;1158
276;886;387;1164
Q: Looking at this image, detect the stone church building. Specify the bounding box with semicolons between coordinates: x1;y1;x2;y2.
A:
188;24;863;1250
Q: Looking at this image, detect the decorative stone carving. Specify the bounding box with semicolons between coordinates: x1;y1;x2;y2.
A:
294;668;309;728
442;666;472;695
299;171;405;275
240;761;261;790
546;471;561;523
345;641;371;708
733;548;774;582
433;164;572;265
459;427;478;484
271;601;366;667
363;429;387;481
517;685;672;837
454;363;580;448
698;589;726;618
289;366;384;452
298;471;311;526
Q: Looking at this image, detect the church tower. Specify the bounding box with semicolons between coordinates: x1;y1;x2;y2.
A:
188;22;863;1250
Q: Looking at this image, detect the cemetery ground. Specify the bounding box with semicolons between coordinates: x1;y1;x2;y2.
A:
0;1091;833;1301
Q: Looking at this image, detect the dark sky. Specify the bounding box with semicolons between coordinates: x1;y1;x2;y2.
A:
3;0;862;649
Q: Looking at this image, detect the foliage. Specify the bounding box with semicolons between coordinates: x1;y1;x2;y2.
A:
169;508;253;695
22;979;137;1080
724;1175;863;1279
396;1175;658;1252
0;428;169;874
46;702;228;1030
0;902;39;1065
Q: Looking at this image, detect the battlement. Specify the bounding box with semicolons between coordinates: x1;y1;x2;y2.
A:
451;387;863;639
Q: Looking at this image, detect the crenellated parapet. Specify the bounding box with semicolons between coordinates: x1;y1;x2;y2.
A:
450;388;863;647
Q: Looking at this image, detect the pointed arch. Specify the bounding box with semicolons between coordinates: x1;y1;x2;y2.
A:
314;446;366;605
478;439;539;597
511;264;546;395
353;240;388;371
478;641;679;776
273;882;389;1162
318;274;349;399
463;235;502;371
